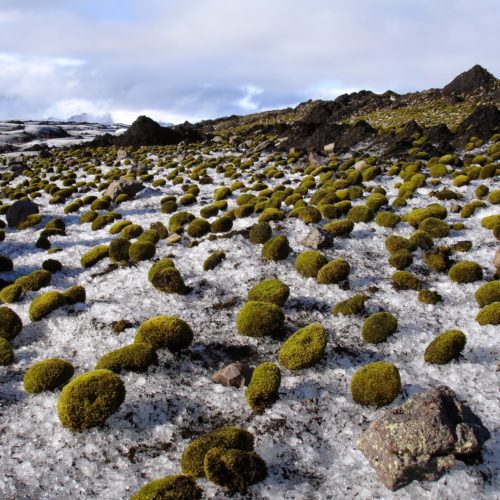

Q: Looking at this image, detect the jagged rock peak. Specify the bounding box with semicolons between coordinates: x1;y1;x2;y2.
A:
443;64;498;95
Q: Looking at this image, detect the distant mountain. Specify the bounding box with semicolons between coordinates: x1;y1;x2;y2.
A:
67;113;114;125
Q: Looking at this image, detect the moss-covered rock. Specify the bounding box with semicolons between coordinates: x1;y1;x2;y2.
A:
261;235;290;261
317;258;350;284
405;204;447;227
204;447;267;493
57;369;125;432
418;217;449;238
187;218;211;238
424;248;451;272
29;291;66;322
109;219;132;235
278;323;326;370
247;278;289;306
476;302;500;325
236;301;284;337
424;330;466;364
246;362;281;413
181;426;254;477
203;250;226;271
0;337;14;365
332;294;367;316
80;210;98;224
15;269;52;292
81;245;109;268
258;208;285;223
347;205;374;223
120;223;143;240
248;222;272;244
409;230;434;250
295;251;328;278
448;261;483;283
474;281;500;307
375;211;401;228
109;238;131;263
128;241;156;262
323;219;354;237
391;270;422;290
350;361;401;407
131;475;202;500
63;285;86;305
23;358;74;393
385;235;416;254
417;289;442;304
388;249;413;270
95;343;157;373
0;307;22;340
135;315;193;352
296;206;322;224
0;284;23;304
150;264;187;294
361;312;398;344
210;216;233;233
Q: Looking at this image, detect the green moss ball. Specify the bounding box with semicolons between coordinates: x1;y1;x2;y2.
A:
96;343;157;373
332;295;367;316
475;281;500;307
109;238;131;263
204;447;267;493
150;266;187;294
57;369;125;432
391;271;422;290
424;330;466;364
418;217;449;238
384;235;415;254
375;211;401;228
247;278;290;306
0;337;14;365
388;249;413;270
248;222;272;244
417;289;442;304
120;223;143;240
0;307;22;340
448;261;483;283
323;219;354;237
246;362;281;413
347;205;374;223
424;249;450;272
409;230;434;250
135;315;193;352
131;475;202;500
350;361;401;407
210;216;233;233
278;323;326;370
203;251;226;271
23;358;74;393
297;206;322;224
236;301;284;337
295;251;328;278
361;312;398;344
29;291;66;322
181;426;254;477
476;302;500;325
63;285;86;305
261;235;290;261
317;258;350;284
0;284;23;304
187;218;211;238
128;241;156;262
15;269;52;292
81;245;109;268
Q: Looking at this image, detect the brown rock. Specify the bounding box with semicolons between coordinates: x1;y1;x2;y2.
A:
493;248;500;270
105;179;144;200
211;362;253;388
300;228;333;250
357;385;490;491
166;234;182;245
323;142;335;153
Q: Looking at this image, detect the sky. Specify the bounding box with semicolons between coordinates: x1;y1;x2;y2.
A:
0;0;498;124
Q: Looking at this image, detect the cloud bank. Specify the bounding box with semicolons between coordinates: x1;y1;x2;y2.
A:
0;0;498;123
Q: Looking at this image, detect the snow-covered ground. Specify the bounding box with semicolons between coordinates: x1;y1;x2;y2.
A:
0;144;498;499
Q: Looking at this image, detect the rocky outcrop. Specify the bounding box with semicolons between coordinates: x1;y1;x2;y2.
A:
454;105;500;146
357;385;490;491
443;64;498;95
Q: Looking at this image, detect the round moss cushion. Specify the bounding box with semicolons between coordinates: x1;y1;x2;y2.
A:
424;330;466;364
350;361;401;407
236;301;284;337
361;312;398;344
278;323;327;370
0;307;23;340
135;316;193;352
131;474;202;500
23;358;74;393
247;278;290;306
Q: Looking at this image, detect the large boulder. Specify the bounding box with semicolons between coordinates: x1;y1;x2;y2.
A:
104;179;144;200
6;200;39;228
357;385;490;490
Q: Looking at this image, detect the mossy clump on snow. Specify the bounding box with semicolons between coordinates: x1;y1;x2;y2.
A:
475;281;500;307
332;295;367;316
388;249;413;270
248;222;272;244
0;307;22;340
181;426;254;477
187;218;211;238
131;475;202;500
63;285;86;305
0;284;23;304
391;270;422;290
203;250;226;271
448;261;483;283
375;211;401;228
128;241;156;262
81;245;109;268
109;238;131;263
476;302;500;325
405;204;447;227
295;251;328;278
385;235;415;254
418;289;443;304
135;315;193;352
424;248;451;272
247;278;289;306
278;323;326;370
409;230;434;250
57;369;125;432
120;223;143;240
246;362;281;413
347;205;374;223
424;330;466;364
204;447;267;493
211;215;233;233
15;269;52;292
361;311;398;344
261;235;290;261
236;301;284;337
95;343;157;373
149;261;187;294
0;337;14;366
29;291;66;322
418;217;449;238
317;258;350;284
350;361;401;407
23;358;74;393
323;219;354;237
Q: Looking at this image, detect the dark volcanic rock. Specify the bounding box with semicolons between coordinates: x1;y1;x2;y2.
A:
357;385;490;491
443;64;498;95
89;116;205;147
454;105;500;146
